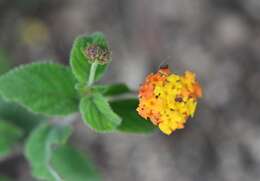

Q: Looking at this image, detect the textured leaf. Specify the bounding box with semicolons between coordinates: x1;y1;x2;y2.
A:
93;83;131;96
25;124;100;181
0;120;23;157
0;97;45;133
51;145;100;181
110;99;155;133
25;123;72;181
70;32;110;83
0;63;78;116
80;93;121;132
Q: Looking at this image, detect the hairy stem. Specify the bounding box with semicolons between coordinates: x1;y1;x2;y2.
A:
87;61;98;87
45;143;63;181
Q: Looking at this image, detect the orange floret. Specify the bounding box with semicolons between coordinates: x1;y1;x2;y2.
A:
137;66;202;135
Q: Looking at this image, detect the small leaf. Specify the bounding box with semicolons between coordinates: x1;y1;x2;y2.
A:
51;145;100;181
0;62;78;116
70;32;110;83
93;83;131;96
0;120;23;157
0;97;46;134
110;99;155;133
26;124;100;181
80;93;121;132
25;123;72;181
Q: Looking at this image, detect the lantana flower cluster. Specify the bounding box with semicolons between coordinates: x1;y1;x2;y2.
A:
137;66;202;135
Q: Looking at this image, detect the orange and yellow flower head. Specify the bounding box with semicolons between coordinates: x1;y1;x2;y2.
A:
137;66;202;135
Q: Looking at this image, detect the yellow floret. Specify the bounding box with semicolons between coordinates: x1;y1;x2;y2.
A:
137;66;202;135
159;122;172;135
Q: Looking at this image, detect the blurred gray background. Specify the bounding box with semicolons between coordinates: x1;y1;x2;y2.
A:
0;0;260;180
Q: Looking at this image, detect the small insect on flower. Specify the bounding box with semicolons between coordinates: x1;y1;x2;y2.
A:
84;44;111;64
137;65;202;135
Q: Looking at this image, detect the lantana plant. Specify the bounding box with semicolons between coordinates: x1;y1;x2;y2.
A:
0;32;202;181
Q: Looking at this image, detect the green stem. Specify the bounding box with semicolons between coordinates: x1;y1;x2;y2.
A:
87;61;98;87
45;143;63;181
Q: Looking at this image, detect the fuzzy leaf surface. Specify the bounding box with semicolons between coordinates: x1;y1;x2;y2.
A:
0;97;45;134
25;123;72;181
80;93;121;132
0;63;78;116
51;145;100;181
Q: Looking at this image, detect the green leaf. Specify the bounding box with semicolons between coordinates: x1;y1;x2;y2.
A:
80;93;121;132
0;97;46;134
70;32;110;83
25;123;100;181
110;99;155;133
93;83;131;96
25;123;72;181
51;145;100;181
0;62;79;116
0;49;11;74
0;120;23;157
